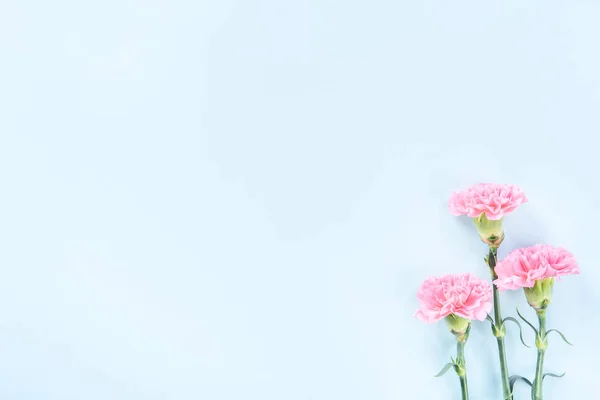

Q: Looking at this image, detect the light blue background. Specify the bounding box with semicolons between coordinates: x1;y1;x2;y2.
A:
1;1;598;399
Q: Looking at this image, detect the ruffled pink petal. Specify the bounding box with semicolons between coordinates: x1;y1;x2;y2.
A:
494;245;579;291
448;183;527;219
414;273;493;323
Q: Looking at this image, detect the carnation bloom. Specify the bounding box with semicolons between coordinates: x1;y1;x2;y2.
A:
449;183;528;220
493;245;580;310
448;183;527;247
493;245;580;291
415;273;493;325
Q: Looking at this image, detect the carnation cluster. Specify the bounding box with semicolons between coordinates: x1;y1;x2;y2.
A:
415;183;579;400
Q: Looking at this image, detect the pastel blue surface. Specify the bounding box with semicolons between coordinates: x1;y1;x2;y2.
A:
1;1;599;399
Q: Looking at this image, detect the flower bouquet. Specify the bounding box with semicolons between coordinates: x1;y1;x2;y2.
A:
415;183;579;400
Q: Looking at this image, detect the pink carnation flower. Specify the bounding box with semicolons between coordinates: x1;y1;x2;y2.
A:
415;273;493;323
449;183;528;220
493;245;580;291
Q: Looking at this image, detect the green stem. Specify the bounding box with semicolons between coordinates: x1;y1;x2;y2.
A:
488;247;512;400
456;337;469;400
460;373;469;400
532;310;547;400
496;332;511;398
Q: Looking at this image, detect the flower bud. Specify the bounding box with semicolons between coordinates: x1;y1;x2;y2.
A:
473;214;504;248
445;314;471;342
523;278;554;310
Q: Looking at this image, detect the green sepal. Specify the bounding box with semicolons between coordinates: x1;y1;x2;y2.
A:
503;316;531;348
543;372;566;381
516;306;538;335
546;329;573;346
434;362;455;377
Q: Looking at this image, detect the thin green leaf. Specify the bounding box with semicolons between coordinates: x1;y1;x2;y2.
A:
486;313;495;325
509;375;533;396
503;317;531;348
543;372;565;381
434;362;455;377
516;306;538;335
546;329;574;346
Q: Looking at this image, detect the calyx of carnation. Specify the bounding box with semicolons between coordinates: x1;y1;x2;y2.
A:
523;278;554;310
473;214;504;248
445;314;471;342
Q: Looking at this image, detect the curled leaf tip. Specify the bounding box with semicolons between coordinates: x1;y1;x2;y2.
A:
516;306;538;335
503;316;532;348
543;372;566;381
546;329;574;346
